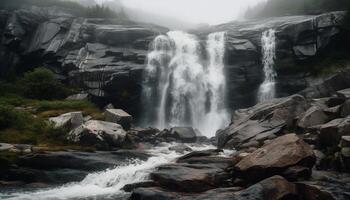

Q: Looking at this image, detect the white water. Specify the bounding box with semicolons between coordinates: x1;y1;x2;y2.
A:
1;144;213;200
143;31;229;137
258;29;277;102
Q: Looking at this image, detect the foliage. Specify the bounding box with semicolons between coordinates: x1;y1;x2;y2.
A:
0;0;127;19
19;67;71;100
245;0;349;19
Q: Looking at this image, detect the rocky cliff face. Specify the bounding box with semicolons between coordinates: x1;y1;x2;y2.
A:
0;6;348;118
194;11;348;110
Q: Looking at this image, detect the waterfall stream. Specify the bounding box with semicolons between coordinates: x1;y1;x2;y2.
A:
0;144;214;200
143;31;229;137
258;29;277;102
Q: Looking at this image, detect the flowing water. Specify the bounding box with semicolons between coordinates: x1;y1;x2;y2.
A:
258;29;277;102
0;144;214;200
142;31;229;137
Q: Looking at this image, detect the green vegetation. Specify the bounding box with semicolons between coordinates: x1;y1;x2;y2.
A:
20;68;71;100
0;67;102;147
0;0;127;19
245;0;349;19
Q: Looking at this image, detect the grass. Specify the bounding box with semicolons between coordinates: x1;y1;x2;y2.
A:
0;93;102;148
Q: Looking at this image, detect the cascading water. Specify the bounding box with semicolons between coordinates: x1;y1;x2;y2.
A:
0;144;214;200
257;29;277;102
142;31;229;137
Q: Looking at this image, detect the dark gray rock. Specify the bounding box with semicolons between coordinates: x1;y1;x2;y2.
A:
217;95;309;149
318;116;350;147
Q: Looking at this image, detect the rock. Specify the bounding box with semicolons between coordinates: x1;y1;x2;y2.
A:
339;136;350;170
217;95;309;149
300;74;350;99
130;187;181;200
150;163;231;193
340;100;350;117
296;183;336;200
9;144;33;154
340;136;350;148
235;134;316;182
0;143;14;151
298;106;329;129
234;176;298;200
49;112;84;129
168;144;192;154
318;116;350;146
68;120;126;149
103;103;114;110
66;92;88;100
160;127;206;143
326;96;346;107
336;88;350;99
104;109;133;130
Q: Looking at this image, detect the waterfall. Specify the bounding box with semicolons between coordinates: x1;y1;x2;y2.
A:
258;29;277;102
142;31;229;137
1;144;214;200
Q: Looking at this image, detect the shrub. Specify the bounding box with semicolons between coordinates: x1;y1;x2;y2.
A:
20;67;71;100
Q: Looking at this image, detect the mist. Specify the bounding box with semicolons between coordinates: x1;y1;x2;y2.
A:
96;0;264;26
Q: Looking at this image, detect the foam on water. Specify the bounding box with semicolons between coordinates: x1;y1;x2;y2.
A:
1;144;214;200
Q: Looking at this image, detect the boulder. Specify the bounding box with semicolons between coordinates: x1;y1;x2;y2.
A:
104;109;133;130
217;95;309;149
159;127;206;143
234;176;297;200
336;88;350;99
235;134;316;182
150;163;231;193
297;106;329;129
168;144;193;154
68;120;126;149
340;100;350;117
318;116;350;146
49;112;84;129
300;74;350;99
339;136;350;170
0;143;14;152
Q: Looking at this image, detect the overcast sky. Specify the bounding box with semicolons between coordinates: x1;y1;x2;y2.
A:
96;0;265;25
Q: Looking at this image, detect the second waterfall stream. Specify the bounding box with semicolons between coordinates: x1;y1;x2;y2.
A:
142;31;229;137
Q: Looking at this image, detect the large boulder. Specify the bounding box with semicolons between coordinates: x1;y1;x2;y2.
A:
217;95;309;149
235;134;316;182
104;109;133;130
297;106;329;129
150;163;231;193
49;112;84;129
318;116;350;146
68;120;126;149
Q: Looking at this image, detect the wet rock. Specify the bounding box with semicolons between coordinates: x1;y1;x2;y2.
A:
150;163;231;193
49;112;84;129
298;106;329;129
159;127;206;143
326;96;346;107
0;143;14;151
104;109;133;130
235;134;315;182
217;95;308;149
318;116;350;146
130;187;181;200
168;144;193;154
68;120;126;149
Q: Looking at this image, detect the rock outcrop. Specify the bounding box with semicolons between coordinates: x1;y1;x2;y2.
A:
235;134;316;182
0;7;347;116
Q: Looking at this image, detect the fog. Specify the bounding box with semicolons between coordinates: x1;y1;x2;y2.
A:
96;0;265;25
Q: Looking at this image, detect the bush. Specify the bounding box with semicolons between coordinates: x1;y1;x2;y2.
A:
20;67;71;100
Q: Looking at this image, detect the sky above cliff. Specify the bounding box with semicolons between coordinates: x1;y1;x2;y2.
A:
96;0;264;25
